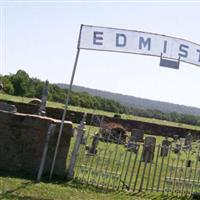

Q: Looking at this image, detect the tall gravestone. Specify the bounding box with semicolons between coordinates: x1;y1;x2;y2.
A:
142;136;156;162
87;133;100;155
160;137;170;157
184;133;193;147
38;80;49;116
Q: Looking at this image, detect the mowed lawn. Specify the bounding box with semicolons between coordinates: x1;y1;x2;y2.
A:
0;176;189;200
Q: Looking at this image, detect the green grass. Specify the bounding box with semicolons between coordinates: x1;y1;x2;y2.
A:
1;93;200;131
0;175;190;200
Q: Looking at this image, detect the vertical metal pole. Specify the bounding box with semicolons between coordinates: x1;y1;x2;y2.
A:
177;159;184;194
172;144;181;194
133;144;145;192
190;144;200;194
196;169;200;193
162;145;172;194
157;148;165;192
117;149;129;190
128;145;140;190
145;152;153;191
181;148;191;196
113;152;123;190
67;118;85;180
37;124;56;182
139;150;149;192
96;131;110;187
106;133;122;190
122;148;134;190
49;25;83;180
151;144;161;192
86;152;97;184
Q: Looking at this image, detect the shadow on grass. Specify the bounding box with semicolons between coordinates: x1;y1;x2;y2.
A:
1;193;52;200
0;171;194;200
0;181;50;200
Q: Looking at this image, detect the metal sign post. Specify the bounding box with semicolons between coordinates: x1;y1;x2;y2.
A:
49;25;82;180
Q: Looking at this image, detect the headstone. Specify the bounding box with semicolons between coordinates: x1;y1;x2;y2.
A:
173;144;181;154
184;133;193;147
173;135;179;143
160;137;170;157
142;136;156;162
180;137;185;145
186;160;192;168
0;102;17;113
131;129;144;143
87;133;100;155
38;80;49;116
126;141;139;153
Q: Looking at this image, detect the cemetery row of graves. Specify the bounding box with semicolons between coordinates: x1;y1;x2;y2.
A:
67;114;200;197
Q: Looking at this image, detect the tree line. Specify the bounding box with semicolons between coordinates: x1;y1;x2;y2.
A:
1;69;200;126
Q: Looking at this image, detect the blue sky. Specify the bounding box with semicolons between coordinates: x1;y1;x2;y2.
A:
1;1;200;108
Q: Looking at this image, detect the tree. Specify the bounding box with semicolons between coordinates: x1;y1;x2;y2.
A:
1;75;14;95
11;70;31;96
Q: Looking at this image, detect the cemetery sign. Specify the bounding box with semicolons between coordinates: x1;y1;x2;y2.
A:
79;25;200;67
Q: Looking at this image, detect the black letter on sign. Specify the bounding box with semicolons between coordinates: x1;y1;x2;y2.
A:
163;40;168;54
197;49;200;62
116;33;127;47
139;37;151;51
178;44;189;58
93;32;103;45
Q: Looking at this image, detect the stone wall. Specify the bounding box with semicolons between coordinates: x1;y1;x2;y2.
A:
103;117;200;139
0;110;73;177
1;100;200;139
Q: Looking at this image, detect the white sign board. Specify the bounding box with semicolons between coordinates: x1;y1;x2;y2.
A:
79;25;200;67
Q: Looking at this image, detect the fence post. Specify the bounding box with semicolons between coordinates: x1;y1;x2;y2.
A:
67;114;86;180
37;123;56;182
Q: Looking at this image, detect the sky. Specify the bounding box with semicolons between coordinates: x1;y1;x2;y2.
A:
1;0;200;108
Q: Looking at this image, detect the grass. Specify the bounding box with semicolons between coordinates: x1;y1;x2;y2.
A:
1;93;200;131
0;175;190;200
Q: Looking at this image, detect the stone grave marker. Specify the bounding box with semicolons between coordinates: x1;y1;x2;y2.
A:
142;136;156;162
87;133;100;155
173;134;179;143
173;144;181;154
160;136;170;157
184;133;193;147
126;141;139;153
131;129;144;143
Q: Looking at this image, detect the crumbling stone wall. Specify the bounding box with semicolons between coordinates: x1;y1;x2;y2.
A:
1;100;200;139
0;110;73;177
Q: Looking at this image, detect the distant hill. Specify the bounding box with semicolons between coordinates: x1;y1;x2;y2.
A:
57;83;200;117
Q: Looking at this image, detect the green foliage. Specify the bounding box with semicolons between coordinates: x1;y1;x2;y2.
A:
1;75;14;95
1;70;127;114
2;69;200;127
